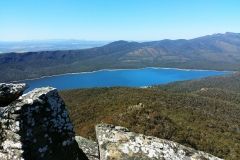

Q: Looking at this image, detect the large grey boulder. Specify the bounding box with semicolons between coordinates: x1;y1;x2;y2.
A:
0;83;28;105
0;86;88;160
95;123;222;160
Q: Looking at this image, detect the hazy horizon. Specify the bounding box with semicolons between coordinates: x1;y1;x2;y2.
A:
0;32;239;43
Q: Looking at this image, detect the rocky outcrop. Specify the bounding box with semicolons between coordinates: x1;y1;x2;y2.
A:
0;83;28;105
76;136;99;160
0;84;88;160
95;123;222;160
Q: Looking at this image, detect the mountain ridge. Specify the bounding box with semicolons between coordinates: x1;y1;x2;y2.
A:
0;32;240;82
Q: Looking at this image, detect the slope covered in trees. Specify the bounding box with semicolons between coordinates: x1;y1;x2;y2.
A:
155;72;240;93
59;73;240;159
1;32;240;82
59;87;240;159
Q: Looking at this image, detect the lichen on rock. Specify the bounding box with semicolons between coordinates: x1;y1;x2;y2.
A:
0;85;88;160
76;136;100;160
95;123;222;160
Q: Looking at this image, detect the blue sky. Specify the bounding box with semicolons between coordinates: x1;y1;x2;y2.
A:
0;0;240;41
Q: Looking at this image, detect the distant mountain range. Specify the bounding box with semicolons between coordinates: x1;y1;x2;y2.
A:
0;39;110;53
0;32;240;82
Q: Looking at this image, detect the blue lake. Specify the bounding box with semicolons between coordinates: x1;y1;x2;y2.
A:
21;68;232;93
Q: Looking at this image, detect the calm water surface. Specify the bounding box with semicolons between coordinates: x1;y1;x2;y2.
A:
22;68;232;93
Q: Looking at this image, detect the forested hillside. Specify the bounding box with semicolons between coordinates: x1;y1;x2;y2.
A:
59;73;240;159
0;41;141;82
155;71;240;93
1;32;240;82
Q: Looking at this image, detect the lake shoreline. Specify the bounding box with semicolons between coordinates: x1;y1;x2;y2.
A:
19;68;234;93
12;67;235;83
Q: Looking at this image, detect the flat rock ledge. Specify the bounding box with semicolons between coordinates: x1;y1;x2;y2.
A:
95;123;222;160
0;83;28;105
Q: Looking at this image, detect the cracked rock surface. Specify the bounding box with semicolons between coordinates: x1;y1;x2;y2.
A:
95;123;222;160
0;86;88;160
